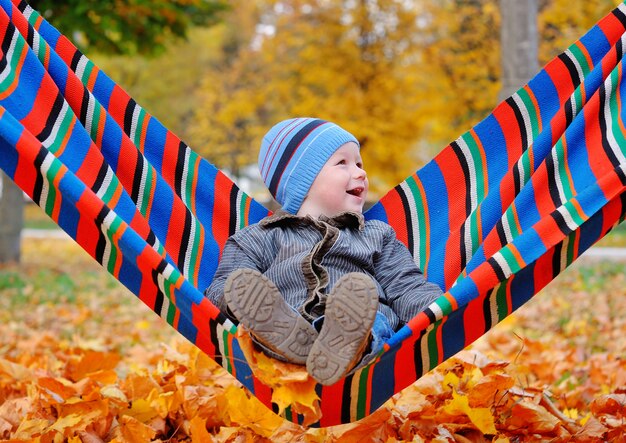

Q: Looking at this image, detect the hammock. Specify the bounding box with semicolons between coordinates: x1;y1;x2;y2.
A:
1;0;625;427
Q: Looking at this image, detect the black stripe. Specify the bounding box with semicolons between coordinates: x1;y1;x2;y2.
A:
92;162;109;195
598;81;623;170
495;219;508;248
550;209;573;236
613;6;626;30
178;210;193;272
69;50;82;72
123;98;136;136
79;85;90;126
544;150;564;207
94;206;109;265
482;288;494;331
32;148;47;204
267;119;326;196
146;230;157;248
616;34;624;63
0;22;17;84
152;259;169;317
25;18;34;48
512;158;521;197
450;140;473;216
228;185;238;236
487;256;506;281
17;1;28;13
395;184;415;256
341;374;354;423
423;307;437;324
36;92;65;143
174;141;186;196
130;153;144;203
208;318;222;365
551;241;563;280
505;96;529;152
412;328;428;378
558;52;582;89
564;97;574;126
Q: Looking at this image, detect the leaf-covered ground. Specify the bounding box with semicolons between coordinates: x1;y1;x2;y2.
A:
0;238;624;442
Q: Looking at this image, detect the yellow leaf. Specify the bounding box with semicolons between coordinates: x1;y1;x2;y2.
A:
116;415;156;443
224;385;284;437
189;416;214;443
443;390;497;435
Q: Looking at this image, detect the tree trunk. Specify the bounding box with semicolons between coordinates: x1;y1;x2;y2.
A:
0;172;24;264
499;0;539;101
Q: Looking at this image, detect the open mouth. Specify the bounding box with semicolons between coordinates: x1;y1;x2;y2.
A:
347;187;364;197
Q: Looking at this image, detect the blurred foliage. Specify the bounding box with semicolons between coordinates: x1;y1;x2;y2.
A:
89;0;622;195
27;0;228;55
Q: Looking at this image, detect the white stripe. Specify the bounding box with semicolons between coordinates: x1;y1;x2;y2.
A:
565;48;585;86
75;55;89;82
235;190;243;232
135;157;148;212
400;181;420;265
0;32;19;84
457;136;478;211
556;204;579;232
420;324;434;372
181;148;191;204
23;6;34;21
37;153;55;208
129;105;141;146
550;143;567;205
492;251;513;279
85;93;95;135
41;100;70;149
512;93;534;148
183;216;196;278
603;73;626;164
501;212;514;244
32;29;40;59
96;167;114;199
428;301;444;321
99;211;117;271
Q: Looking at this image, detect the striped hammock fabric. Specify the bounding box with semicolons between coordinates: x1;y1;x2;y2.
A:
1;0;626;427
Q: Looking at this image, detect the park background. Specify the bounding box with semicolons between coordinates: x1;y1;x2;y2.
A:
1;0;626;441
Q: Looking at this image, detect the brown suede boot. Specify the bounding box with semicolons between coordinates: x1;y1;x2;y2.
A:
224;268;318;365
306;273;379;385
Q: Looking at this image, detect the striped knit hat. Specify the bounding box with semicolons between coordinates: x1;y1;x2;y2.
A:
258;118;360;214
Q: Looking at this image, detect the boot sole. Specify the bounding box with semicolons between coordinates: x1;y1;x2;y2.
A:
224;268;317;364
306;273;379;385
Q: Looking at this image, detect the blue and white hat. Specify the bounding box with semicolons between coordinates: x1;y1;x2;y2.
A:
258;118;359;214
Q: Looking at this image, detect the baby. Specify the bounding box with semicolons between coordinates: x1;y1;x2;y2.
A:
205;118;442;385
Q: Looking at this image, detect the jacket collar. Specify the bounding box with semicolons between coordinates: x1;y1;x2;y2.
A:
260;209;365;231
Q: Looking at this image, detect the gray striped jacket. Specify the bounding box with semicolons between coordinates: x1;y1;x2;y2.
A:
204;210;442;330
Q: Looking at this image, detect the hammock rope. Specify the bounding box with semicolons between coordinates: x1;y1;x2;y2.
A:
1;0;625;426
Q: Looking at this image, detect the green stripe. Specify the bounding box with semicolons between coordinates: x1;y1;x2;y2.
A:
184;150;197;206
0;37;26;91
554;139;573;200
494;282;509;322
355;364;370;419
405;176;427;269
88;100;102;140
104;216;122;274
569;43;591;76
500;246;521;275
222;329;233;374
46;107;73;154
25;7;42;26
79;59;95;84
517;88;540;140
43;159;62;216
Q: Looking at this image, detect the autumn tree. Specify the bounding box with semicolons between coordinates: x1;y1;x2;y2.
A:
0;0;227;264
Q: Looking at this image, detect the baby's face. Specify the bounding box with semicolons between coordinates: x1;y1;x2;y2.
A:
297;142;368;218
